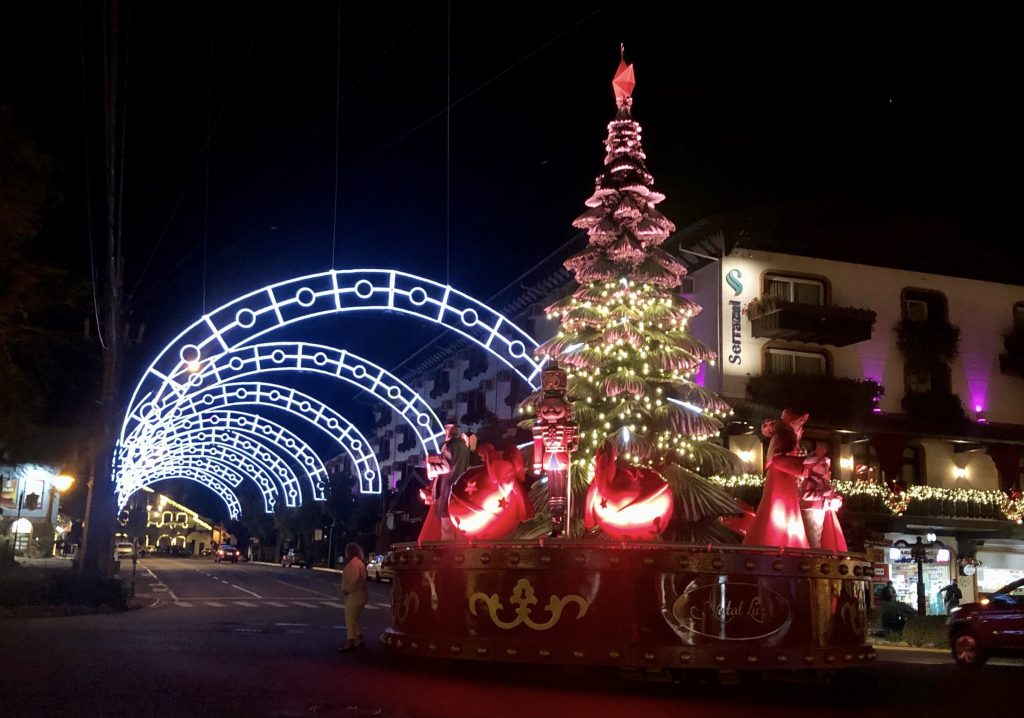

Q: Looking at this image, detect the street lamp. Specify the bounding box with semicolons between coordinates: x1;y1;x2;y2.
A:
53;474;76;493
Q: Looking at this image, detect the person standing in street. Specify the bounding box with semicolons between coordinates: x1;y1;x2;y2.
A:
339;542;368;652
880;580;897;602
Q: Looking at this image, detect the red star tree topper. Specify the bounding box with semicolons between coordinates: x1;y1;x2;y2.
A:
520;48;743;542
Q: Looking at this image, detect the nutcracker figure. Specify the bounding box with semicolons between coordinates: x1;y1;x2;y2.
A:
532;363;579;538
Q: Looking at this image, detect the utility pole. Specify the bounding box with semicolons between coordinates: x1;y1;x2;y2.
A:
79;0;127;577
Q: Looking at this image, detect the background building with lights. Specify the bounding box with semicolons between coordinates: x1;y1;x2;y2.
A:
130;489;218;555
1;463;75;556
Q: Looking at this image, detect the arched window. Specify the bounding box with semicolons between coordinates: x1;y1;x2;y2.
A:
162;512;173;524
851;441;881;483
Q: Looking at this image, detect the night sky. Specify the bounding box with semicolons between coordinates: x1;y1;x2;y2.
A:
3;4;1023;516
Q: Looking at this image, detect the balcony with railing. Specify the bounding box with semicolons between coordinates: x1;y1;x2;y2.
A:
746;296;876;347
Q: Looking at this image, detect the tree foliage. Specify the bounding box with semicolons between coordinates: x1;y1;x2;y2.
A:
0;106;90;459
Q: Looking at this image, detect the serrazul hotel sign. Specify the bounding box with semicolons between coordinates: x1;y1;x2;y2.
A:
719;257;762;389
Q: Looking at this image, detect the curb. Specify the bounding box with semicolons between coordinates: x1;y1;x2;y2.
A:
871;644;948;654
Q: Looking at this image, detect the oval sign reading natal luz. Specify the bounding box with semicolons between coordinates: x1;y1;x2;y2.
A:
672;581;791;641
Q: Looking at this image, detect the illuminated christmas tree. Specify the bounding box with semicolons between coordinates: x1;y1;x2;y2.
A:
521;49;742;542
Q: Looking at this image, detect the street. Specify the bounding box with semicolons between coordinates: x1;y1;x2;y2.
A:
0;558;1020;718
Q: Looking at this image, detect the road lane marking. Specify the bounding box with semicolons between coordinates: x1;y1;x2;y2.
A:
365;605;382;610
205;602;226;608
175;601;192;607
142;567;178;600
152;587;170;592
234;601;258;607
291;601;318;608
274;622;308;627
266;601;287;608
321;601;343;608
263;576;335;598
231;584;262;598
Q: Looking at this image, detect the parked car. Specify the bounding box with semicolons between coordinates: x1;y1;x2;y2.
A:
281;548;312;568
114;542;134;560
215;545;240;564
947;577;1024;666
366;555;394;582
155;546;190;558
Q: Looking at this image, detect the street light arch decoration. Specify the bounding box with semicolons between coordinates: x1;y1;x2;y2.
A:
118;411;329;510
117;269;542;508
126;466;243;519
125;380;382;494
122;269;542;424
120;442;285;514
129;343;447;461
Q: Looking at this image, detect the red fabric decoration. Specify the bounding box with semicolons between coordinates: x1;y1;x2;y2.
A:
584;442;673;541
722;498;756;536
448;445;535;540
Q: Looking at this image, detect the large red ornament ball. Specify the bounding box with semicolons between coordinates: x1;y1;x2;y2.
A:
449;445;535;540
584;442;674;541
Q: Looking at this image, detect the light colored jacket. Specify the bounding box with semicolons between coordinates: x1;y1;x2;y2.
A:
341;557;367;596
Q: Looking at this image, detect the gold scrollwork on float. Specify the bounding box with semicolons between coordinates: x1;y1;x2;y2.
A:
840;600;863;635
469;578;588;631
395;590;421;622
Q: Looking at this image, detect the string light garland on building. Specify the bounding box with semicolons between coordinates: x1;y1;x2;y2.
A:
707;474;1024;522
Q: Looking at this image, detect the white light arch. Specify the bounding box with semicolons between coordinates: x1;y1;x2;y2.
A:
119;421;306;506
130;468;242;519
131;343;446;456
117;268;542;513
119;411;328;506
123;270;541;426
120;445;283;514
128;381;381;493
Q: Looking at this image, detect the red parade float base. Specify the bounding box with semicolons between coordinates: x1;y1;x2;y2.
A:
382;541;876;671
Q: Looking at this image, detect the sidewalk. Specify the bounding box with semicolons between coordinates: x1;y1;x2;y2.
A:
13;556;76;570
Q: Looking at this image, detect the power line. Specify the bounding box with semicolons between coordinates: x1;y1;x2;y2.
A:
445;0;451;285
203;2;216;315
79;0;104;349
330;1;342;269
129;0;274;303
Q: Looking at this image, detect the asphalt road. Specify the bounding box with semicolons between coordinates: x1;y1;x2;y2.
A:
1;558;1020;718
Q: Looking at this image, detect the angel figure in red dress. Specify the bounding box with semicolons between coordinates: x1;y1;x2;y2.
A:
742;409;811;549
800;446;847;552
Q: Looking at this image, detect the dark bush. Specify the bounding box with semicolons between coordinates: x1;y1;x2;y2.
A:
895;319;960;363
901;390;968;424
0;573;127;609
901;614;949;647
